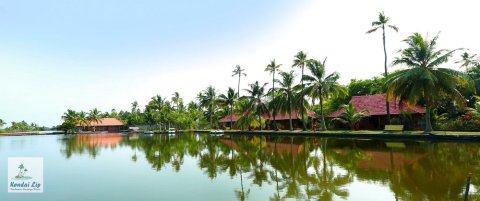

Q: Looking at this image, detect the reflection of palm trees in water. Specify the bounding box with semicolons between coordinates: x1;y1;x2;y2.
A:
306;138;351;200
235;169;250;201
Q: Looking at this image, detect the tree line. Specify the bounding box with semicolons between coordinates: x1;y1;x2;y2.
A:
54;11;480;133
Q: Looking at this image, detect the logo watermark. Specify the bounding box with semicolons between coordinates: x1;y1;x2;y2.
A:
8;157;43;193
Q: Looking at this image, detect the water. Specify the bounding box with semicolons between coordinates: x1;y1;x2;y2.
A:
1;133;480;201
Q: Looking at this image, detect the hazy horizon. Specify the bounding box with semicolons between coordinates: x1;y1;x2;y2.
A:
1;0;479;127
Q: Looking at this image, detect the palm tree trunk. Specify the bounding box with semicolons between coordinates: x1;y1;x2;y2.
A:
272;72;277;130
230;104;233;129
383;25;391;124
320;96;327;131
259;115;262;130
301;66;306;130
238;74;241;98
289;98;293;131
311;97;316;130
425;101;433;133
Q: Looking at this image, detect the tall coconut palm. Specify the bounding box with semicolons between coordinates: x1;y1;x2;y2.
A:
197;85;219;128
171;92;183;109
292;51;308;130
275;71;297;131
385;33;465;132
244;81;269;130
265;59;282;130
303;58;346;131
218;87;237;129
367;11;398;124
232;65;247;98
88;108;102;132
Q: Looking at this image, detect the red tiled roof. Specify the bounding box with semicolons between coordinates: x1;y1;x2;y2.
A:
77;118;124;126
328;94;425;118
219;111;316;123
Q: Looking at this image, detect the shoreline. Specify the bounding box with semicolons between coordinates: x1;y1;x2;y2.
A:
2;130;480;142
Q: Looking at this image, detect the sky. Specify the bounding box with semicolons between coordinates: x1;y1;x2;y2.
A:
1;0;479;127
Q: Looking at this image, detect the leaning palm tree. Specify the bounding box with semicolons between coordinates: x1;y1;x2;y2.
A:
333;103;369;130
88;108;102;132
367;11;398;124
385;33;465;132
274;71;297;131
292;51;308;130
197;86;219;128
265;59;282;130
244;81;269;130
303;58;346;131
232;65;247;98
218;87;237;129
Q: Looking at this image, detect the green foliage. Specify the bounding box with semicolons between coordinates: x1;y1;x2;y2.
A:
385;32;466;132
333;103;369;130
1;120;47;133
303;58;346;130
390;118;401;125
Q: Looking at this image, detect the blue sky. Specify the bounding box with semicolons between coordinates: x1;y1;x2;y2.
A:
1;0;479;126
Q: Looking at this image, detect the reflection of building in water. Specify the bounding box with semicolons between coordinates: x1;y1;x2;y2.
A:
220;138;304;156
356;151;425;171
333;142;426;172
75;134;123;146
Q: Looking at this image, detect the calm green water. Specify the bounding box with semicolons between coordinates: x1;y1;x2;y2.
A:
1;133;480;201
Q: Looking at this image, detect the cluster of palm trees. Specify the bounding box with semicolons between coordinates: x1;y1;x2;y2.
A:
195;11;476;133
55;11;479;133
60;108;103;133
197;52;345;131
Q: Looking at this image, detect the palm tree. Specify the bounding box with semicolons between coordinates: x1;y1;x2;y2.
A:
385;33;465;132
218;87;237;129
274;71;297;131
232;65;247;98
456;52;479;72
265;59;282;130
367;11;398;124
197;85;218;128
88;108;102;132
333;103;369;130
303;58;346;131
61;109;80;133
292;51;308;130
235;98;259;130
244;81;269;130
0;118;6;128
78;111;89;131
171;92;183;109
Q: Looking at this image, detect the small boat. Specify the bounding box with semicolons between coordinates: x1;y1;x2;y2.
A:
210;130;224;135
144;131;154;135
168;128;176;134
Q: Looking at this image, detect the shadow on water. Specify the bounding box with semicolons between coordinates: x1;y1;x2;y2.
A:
59;133;480;201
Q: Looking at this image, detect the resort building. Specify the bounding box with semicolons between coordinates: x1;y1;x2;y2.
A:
328;94;425;130
76;118;127;133
219;111;316;130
